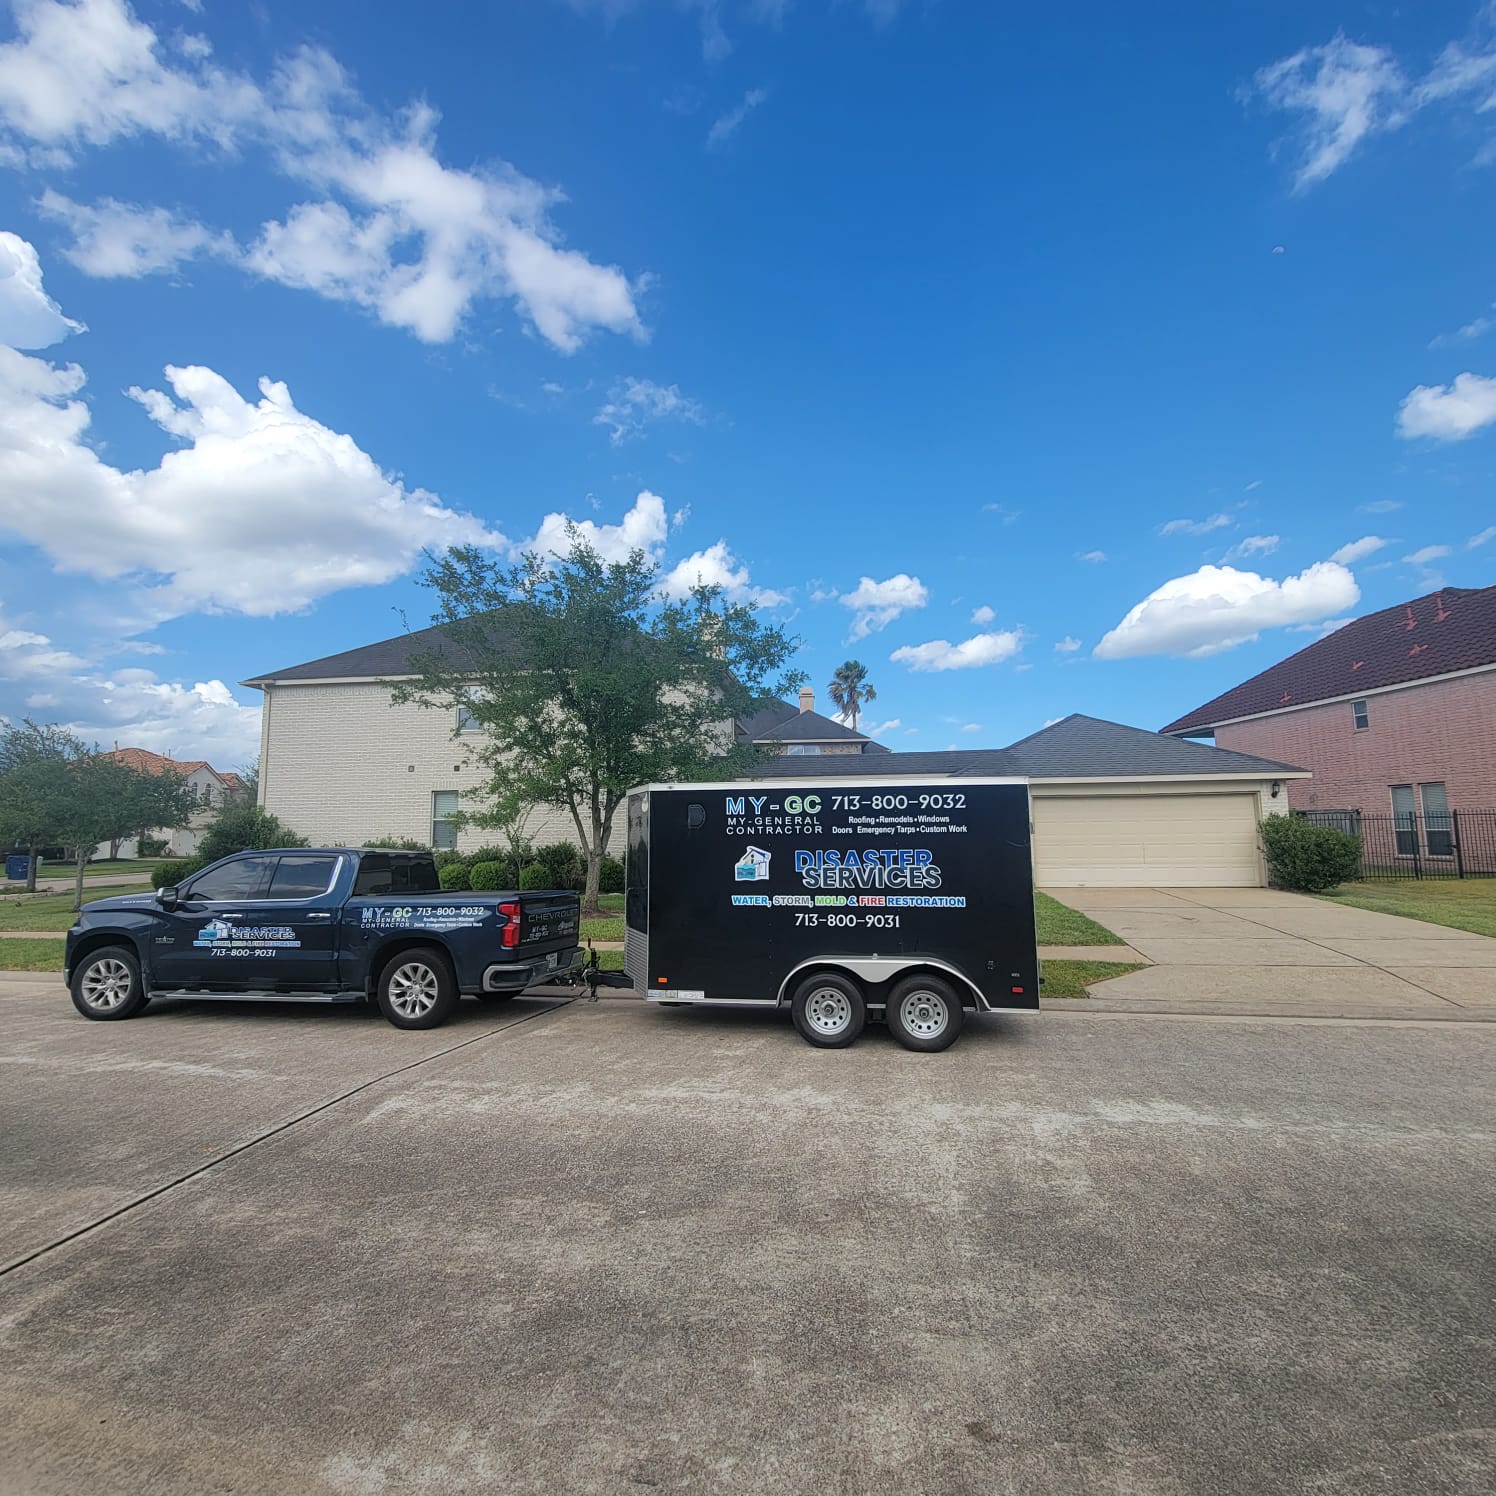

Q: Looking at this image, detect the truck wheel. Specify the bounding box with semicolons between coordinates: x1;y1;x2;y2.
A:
377;948;457;1030
791;973;865;1048
70;946;149;1022
886;974;965;1052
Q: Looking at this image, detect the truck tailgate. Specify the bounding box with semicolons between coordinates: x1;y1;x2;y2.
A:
519;893;580;950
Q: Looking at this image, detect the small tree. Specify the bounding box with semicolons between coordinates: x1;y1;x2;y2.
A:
1260;816;1363;893
398;532;803;913
828;660;876;731
0;720;83;892
196;801;309;864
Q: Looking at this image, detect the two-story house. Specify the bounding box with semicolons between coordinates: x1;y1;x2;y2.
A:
96;748;248;858
1162;583;1496;853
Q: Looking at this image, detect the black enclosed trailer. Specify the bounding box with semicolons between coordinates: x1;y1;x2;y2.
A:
623;776;1039;1050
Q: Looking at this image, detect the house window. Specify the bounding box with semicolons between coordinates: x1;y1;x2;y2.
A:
1352;700;1369;730
1421;781;1453;857
456;706;481;734
786;744;822;756
1390;785;1417;856
432;791;460;850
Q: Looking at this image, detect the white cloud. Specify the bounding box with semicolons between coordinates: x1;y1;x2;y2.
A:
1403;544;1453;565
522;489;668;564
1244;479;1263;490
0;605;85;678
0;1;643;350
0;343;498;619
890;630;1023;672
593;377;705;445
859;717;901;737
970;604;995;624
1431;305;1496;347
1094;561;1360;660
1160;513;1231;537
959;722;981;734
1225;534;1280;561
37;190;235;277
1361;499;1402;513
1330;535;1390;565
1397;372;1496;440
841;573;928;640
1054;635;1081;654
0;230;84;348
1042;717;1064;728
1287;616;1354;638
706;86;767;149
1249;34;1408;190
658;538;786;608
1469;525;1496;549
981;503;1021;523
1076;549;1107;563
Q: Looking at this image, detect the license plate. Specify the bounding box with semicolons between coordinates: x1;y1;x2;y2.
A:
545;951;559;969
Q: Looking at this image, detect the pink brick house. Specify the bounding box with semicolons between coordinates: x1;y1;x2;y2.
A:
1162;584;1496;852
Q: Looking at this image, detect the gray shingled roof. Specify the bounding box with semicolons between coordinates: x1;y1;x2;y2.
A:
736;700;797;739
243;620;512;685
758;710;872;743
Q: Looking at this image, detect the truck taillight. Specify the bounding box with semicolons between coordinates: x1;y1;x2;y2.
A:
500;902;521;949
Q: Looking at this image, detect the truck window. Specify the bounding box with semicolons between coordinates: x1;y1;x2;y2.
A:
185;856;274;902
396;856;440;893
264;855;340;899
353;855;440;896
353;854;393;895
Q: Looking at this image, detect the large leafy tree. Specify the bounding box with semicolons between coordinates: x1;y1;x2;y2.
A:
397;532;804;912
0;721;82;892
828;660;877;732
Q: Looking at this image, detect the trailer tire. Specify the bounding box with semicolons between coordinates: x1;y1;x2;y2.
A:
376;947;457;1029
886;973;964;1052
790;973;865;1048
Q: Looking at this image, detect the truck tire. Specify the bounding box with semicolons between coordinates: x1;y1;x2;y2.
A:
790;972;865;1048
70;945;149;1022
886;973;965;1052
377;947;457;1030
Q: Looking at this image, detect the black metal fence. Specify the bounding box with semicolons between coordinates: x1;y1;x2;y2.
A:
1301;810;1496;880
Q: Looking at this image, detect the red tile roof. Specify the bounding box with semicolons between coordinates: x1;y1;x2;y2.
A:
102;748;224;782
1162;583;1496;735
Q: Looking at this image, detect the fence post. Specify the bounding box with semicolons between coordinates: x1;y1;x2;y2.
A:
1413;815;1423;880
1453;810;1465;879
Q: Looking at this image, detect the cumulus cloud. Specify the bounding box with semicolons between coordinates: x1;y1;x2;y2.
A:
0;342;499;618
520;489;669;564
37;190;236;277
658;538;787;608
0;230;84;347
1403;544;1453;565
1397;372;1496;440
1094;561;1360;660
890;630;1023;672
970;604;995;624
593;377;705;445
840;573;928;640
1330;535;1390;564
0;1;643;350
1225;534;1280;560
706;86;767;149
1248;34;1408;190
1160;513;1231;537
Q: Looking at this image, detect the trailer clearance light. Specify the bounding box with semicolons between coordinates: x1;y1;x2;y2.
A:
1011;986;1025;995
499;902;521;949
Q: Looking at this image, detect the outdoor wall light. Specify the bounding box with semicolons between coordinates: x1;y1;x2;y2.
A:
1270;781;1282;798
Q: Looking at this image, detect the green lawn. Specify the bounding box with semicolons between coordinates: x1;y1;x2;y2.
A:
1034;892;1121;946
1041;959;1145;998
0;886;155;931
597;892;624;912
0;938;65;972
581;915;625;942
1317;880;1496;939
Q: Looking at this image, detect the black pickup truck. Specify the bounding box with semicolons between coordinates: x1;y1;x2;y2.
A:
64;847;582;1029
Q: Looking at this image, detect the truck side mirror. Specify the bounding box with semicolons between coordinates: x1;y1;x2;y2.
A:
156;886;179;911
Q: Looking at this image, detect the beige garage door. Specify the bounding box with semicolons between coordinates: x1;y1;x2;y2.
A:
1033;792;1261;887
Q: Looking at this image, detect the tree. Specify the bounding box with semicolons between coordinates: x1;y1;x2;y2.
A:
0;721;82;892
828;660;877;732
397;532;804;914
195;801;309;865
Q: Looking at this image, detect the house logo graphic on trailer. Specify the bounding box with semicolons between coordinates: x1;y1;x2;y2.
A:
734;846;772;882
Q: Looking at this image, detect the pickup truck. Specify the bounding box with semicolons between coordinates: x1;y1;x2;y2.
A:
64;847;582;1030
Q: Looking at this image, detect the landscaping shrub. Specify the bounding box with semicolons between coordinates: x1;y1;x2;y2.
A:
433;849;465;870
439;862;471;891
365;835;429;851
136;836;168;858
599;854;625;894
519;864;549;891
534;841;582;889
469;860;506;891
155;857;204;889
1261;816;1362;893
197;803;309;863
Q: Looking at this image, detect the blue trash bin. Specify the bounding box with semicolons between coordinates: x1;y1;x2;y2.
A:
6;853;32;882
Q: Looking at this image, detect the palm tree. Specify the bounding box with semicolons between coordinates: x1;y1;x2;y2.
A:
828;660;877;732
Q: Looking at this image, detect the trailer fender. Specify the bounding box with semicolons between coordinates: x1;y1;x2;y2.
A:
775;956;990;1012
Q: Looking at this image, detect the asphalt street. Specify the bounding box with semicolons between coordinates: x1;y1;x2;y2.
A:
1;981;1493;1494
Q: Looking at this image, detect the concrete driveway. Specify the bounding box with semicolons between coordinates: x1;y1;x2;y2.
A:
1052;887;1496;1017
2;982;1495;1494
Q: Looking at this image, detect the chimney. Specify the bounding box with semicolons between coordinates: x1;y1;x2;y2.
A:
799;686;814;714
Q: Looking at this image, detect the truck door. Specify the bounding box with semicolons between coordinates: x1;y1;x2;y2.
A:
238;853;346;988
151;855;276;988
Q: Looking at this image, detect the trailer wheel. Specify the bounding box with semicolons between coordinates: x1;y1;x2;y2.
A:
886;974;964;1052
790;973;865;1048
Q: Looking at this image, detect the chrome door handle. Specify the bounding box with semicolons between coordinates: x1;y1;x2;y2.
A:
305;912;333;921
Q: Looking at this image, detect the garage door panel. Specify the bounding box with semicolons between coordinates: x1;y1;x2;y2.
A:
1034;794;1260;888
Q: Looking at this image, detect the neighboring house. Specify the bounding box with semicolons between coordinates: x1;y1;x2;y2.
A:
748;714;1306;887
1161;584;1496;848
94;748;247;859
736;688;890;756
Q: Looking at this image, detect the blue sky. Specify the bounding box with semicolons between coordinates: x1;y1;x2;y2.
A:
0;0;1493;767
